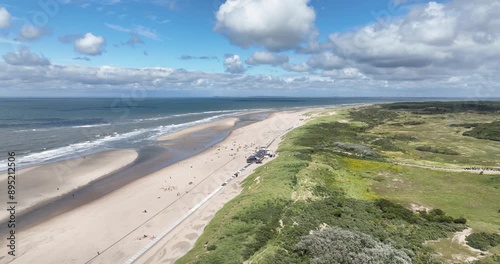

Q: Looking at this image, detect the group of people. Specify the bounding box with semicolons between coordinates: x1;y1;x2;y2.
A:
463;167;500;172
391;161;500;173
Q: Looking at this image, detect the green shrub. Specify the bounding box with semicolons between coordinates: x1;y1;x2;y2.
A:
392;134;418;141
376;199;419;223
416;146;460;155
449;123;481;128
418;209;460;224
334;142;378;157
463;121;500;141
466;232;500;251
349;108;399;127
372;138;402;152
403;121;425;125
382;101;500;114
206;245;217;251
431;208;445;216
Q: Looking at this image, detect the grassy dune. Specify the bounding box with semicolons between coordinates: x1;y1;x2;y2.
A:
178;102;500;264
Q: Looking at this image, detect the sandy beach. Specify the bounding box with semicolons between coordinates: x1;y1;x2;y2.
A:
1;109;316;264
0;150;138;224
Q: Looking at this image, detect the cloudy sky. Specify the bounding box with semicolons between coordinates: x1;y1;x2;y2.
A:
0;0;499;97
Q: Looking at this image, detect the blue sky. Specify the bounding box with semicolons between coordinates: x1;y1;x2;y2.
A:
0;0;499;97
2;0;397;71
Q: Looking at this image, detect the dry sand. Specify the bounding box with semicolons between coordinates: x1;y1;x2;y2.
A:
0;150;138;223
1;109;315;264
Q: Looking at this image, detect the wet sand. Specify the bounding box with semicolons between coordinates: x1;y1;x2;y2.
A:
0;150;138;223
158;118;238;142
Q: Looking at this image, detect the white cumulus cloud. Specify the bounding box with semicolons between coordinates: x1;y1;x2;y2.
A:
3;47;51;66
399;2;458;46
215;0;316;51
224;54;245;74
282;62;311;72
324;0;500;82
75;33;106;55
0;6;11;29
0;61;498;97
307;52;345;70
19;24;50;41
322;68;366;80
246;51;289;65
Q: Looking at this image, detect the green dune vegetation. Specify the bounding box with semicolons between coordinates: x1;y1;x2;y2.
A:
463;121;500;141
178;101;500;264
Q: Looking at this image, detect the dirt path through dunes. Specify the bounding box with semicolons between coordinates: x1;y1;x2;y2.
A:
392;162;500;175
452;228;485;254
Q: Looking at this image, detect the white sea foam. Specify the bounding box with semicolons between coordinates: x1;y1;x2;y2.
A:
150;112;239;140
134;109;253;122
15;123;110;132
14;128;146;168
71;123;111;128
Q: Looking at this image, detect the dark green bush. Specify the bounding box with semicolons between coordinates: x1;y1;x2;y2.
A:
349;108;399;127
453;217;467;224
463;121;500;141
206;245;217;251
431;208;445;216
449;123;481;128
334;142;378;157
392;134;418;141
403;121;425;125
416;146;460;155
376;199;418;223
466;232;500;251
372;138;402;152
382;101;500;114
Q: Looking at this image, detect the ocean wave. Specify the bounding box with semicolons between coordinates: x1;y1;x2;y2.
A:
14;122;111;132
14;128;147;168
15;128;53;132
134;109;252;122
71;123;111;129
151;112;239;140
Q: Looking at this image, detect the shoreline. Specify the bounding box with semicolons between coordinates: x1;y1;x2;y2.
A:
1;106;339;264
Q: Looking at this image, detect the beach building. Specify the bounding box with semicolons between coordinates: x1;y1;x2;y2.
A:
246;149;274;163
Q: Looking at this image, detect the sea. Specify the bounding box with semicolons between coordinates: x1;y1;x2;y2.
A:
1;97;421;171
